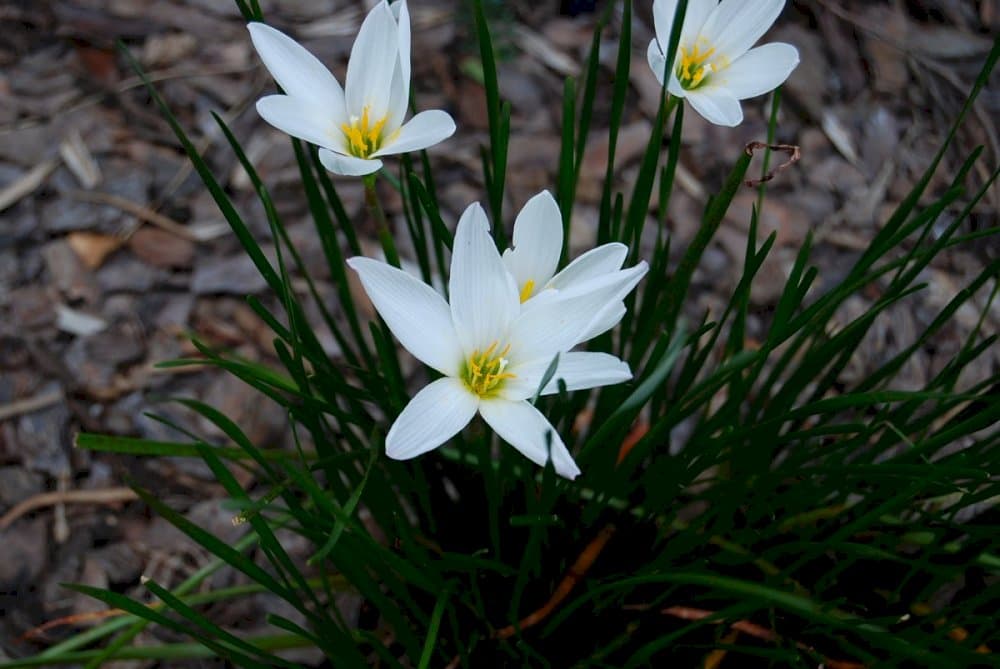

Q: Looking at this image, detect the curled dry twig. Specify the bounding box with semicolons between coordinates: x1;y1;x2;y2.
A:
744;142;801;187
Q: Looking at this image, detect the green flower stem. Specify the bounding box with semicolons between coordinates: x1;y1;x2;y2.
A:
363;173;401;268
664;94;681;118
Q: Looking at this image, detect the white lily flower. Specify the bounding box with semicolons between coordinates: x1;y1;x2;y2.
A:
647;0;800;127
248;0;456;176
348;203;648;479
501;190;633;344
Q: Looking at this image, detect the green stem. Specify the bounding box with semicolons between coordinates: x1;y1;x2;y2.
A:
364;173;401;268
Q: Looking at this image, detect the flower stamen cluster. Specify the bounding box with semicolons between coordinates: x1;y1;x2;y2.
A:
342;105;390;159
677;42;717;89
462;342;514;397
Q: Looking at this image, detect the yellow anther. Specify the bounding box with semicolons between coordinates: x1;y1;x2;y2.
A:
519;279;536;303
340;104;390;158
462;341;515;397
677;43;716;90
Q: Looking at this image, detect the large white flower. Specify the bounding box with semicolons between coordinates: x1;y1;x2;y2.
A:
501;190;633;345
248;0;456;176
647;0;799;127
348;203;648;479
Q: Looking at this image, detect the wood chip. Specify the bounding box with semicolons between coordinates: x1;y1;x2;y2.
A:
58;129;102;189
0;158;59;212
55;304;108;337
821;110;860;166
514;26;579;76
0;388;65;422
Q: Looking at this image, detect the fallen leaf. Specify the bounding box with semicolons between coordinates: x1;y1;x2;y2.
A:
67;231;123;269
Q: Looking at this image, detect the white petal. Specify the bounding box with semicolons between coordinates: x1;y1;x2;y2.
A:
345;0;399;120
508;263;647;363
318;149;383;176
384;0;412;130
449;203;520;353
715;43;799;100
547;243;628;292
386;377;478;460
385;64;409;134
501;190;563;294
502;351;632;401
575;300;627;344
698;0;786;61
248;23;346;112
652;0;716;52
686;88;744;126
373;110;456;157
256;96;340;150
647;39;668;87
478;399;580;479
347;257;462;376
391;0;412;90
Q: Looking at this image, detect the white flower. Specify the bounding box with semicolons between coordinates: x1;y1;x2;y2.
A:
248;0;456;176
501;190;633;345
647;0;799;127
348;203;648;479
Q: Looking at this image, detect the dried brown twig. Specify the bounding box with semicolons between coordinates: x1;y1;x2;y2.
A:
744;142;801;187
0;487;138;530
493;524;616;639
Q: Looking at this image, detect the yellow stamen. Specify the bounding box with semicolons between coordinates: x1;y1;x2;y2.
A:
676;42;717;90
340;104;390;158
462;341;515;397
519;279;536;303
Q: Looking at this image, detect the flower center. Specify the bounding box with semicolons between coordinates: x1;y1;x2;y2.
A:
519;279;536;303
461;341;515;397
341;105;389;158
676;42;717;90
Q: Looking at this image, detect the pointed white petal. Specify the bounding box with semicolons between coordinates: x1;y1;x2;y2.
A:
384;0;412;130
385;65;409;134
647;38;669;86
347;257;462;376
575;300;627;344
449;203;520;353
386;377;478;460
501;190;563;294
547;243;628;292
345;0;399;120
479;399;580;479
651;0;680;51
646;38;687;97
686;88;744;127
391;0;412;89
318;149;383;176
248;23;346;112
508;263;647;363
715;43;799;100
652;0;716;51
373;110;456;157
502;351;632;401
699;0;786;61
256;96;340;150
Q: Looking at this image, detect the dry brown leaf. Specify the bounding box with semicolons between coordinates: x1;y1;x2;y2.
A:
67;231;123;269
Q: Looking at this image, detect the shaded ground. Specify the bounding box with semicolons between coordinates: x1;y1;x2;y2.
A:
0;0;997;661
